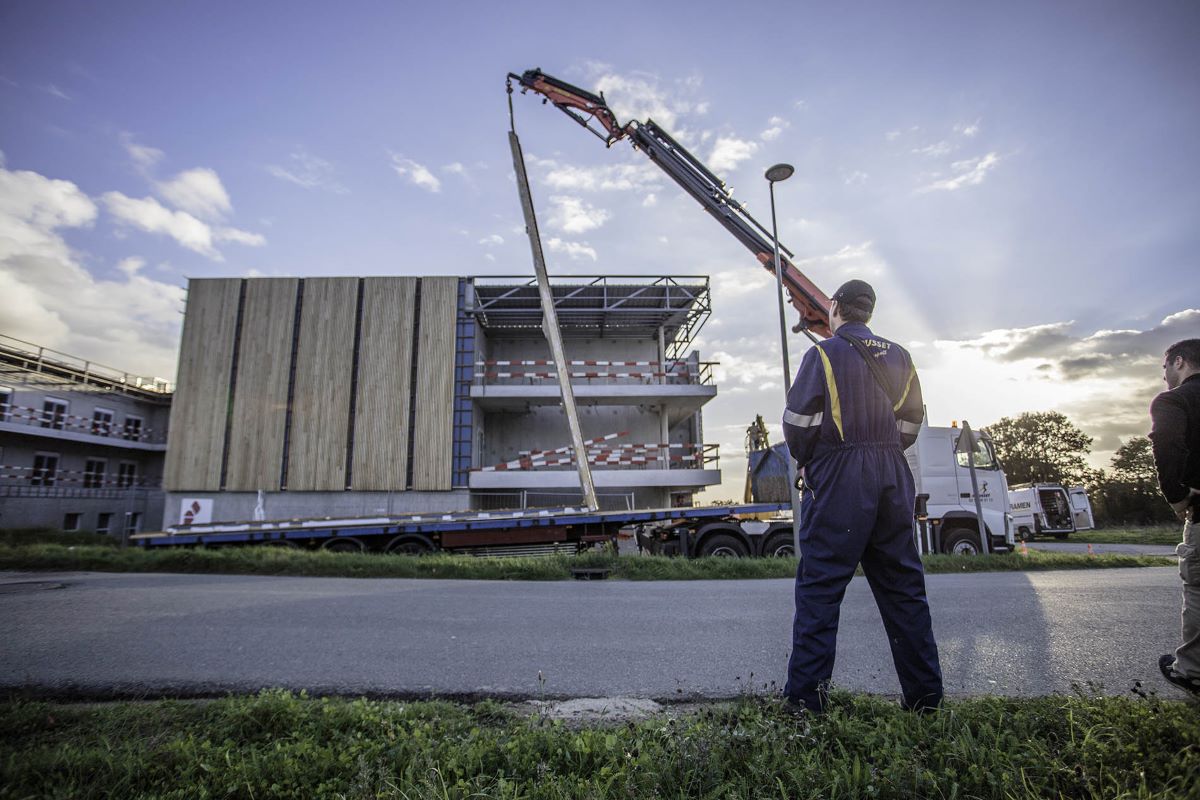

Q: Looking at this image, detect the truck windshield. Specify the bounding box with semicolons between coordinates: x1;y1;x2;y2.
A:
955;436;999;470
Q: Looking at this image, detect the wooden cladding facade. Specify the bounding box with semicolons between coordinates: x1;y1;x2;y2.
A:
163;279;242;491
165;276;461;493
411;277;458;491
351;277;416;490
287;278;359;490
224;278;299;491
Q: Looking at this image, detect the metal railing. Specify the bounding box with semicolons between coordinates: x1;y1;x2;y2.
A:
0;333;174;397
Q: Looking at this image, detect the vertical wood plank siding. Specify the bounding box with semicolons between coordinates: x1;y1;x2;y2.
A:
287;278;358;490
224;278;299;491
412;277;458;490
351;277;416;490
163;279;241;490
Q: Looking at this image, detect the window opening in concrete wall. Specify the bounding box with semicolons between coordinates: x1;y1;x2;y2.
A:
92;408;114;437
31;452;59;486
84;458;107;489
0;387;11;421
97;513;113;535
123;414;144;442
124;512;142;535
118;461;138;488
63;512;81;531
41;398;68;430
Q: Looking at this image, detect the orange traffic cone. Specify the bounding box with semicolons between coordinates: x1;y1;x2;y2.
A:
1087;542;1095;558
1020;540;1029;556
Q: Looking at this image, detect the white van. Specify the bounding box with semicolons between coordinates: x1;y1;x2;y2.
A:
1068;486;1095;531
1008;483;1075;540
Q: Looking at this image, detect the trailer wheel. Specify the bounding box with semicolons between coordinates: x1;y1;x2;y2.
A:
323;537;365;554
699;533;748;558
942;528;981;556
762;532;795;558
386;535;435;556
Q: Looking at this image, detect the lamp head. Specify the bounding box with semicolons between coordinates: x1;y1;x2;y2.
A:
765;163;795;183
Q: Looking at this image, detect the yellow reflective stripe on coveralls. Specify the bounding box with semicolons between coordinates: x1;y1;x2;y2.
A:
893;364;917;412
815;345;844;440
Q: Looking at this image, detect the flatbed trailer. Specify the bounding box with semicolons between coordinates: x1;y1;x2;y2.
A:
133;503;791;558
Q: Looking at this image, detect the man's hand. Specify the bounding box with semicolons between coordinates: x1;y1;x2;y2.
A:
1170;487;1200;522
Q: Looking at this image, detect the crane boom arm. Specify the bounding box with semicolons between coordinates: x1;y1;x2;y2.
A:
510;68;831;338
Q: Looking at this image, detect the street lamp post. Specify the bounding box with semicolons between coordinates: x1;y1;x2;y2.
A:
765;163;804;559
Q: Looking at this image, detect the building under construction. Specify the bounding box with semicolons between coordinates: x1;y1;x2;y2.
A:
162;274;719;527
0;335;170;536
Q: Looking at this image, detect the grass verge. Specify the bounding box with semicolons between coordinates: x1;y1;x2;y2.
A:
1;689;1196;799
0;542;1176;580
1066;525;1180;546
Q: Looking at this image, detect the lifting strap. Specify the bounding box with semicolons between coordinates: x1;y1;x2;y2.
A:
837;331;900;412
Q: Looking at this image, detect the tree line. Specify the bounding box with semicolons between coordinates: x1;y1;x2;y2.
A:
984;411;1174;526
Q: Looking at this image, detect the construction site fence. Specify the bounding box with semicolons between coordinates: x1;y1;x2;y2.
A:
475;443;719;473
0;464;160;491
472;490;637;512
473;359;716;386
0;402;165;445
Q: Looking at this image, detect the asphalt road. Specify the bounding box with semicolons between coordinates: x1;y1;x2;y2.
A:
0;567;1183;701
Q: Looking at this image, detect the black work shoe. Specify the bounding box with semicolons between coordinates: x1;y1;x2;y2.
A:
781;696;808;718
1159;654;1200;698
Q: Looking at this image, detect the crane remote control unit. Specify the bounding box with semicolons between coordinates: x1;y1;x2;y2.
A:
507;68;832;338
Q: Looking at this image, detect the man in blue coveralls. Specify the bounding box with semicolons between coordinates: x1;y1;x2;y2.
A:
781;279;942;713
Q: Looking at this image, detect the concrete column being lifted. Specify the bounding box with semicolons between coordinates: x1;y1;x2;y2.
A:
508;130;598;511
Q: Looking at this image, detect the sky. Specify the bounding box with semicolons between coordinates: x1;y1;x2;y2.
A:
1;0;1197;501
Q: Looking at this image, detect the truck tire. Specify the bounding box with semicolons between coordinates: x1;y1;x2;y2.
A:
1017;527;1033;542
1053;533;1070;540
942;528;982;556
386;535;435;556
762;532;796;558
699;533;748;558
323;537;365;554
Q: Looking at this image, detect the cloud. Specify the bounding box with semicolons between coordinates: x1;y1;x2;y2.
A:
444;162;468;176
955;120;981;137
545;238;597;261
844;171;869;186
389;154;441;192
156;167;231;220
102;192;264;259
266;147;348;193
120;133;164;173
885;130;902;141
642;193;657;208
708;136;758;172
478;233;504;246
914;311;1198;470
0;163;185;379
546;195;610;234
912;141;952;157
43;84;71;100
761;116;789;141
528;156;659;193
920;152;1001;192
589;70;707;131
102;192;219;258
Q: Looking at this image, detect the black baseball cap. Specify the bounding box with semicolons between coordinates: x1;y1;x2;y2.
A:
832;279;875;313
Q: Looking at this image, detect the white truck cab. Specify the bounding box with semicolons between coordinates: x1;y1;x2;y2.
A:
904;421;1015;555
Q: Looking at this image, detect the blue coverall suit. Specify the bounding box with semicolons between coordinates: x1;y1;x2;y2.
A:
781;322;943;711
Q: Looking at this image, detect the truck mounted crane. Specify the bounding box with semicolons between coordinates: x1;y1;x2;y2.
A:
507;68;832;338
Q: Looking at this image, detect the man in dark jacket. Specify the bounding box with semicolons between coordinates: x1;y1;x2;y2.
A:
1150;338;1200;697
781;279;942;713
